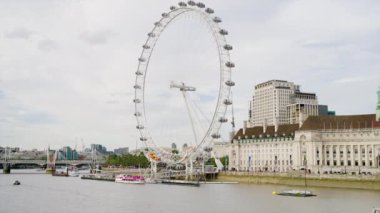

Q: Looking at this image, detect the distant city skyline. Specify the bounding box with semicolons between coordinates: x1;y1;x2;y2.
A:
0;0;379;150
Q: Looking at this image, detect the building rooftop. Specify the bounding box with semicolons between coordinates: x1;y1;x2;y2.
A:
233;114;380;141
232;124;299;140
300;114;380;130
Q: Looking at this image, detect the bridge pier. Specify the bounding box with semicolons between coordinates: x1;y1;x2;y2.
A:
46;165;55;174
3;163;11;174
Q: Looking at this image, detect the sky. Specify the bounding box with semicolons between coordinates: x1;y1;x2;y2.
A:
0;0;380;150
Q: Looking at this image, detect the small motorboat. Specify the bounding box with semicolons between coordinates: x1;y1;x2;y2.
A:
115;174;145;184
13;180;21;185
273;189;316;197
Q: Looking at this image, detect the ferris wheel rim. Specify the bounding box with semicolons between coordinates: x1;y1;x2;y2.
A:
134;2;235;164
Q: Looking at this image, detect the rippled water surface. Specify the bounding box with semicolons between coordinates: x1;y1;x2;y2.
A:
1;170;379;213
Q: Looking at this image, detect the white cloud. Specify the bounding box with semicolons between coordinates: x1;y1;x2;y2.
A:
5;28;34;40
0;0;379;150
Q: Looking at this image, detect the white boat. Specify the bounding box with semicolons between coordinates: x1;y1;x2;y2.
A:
273;189;316;197
54;166;79;177
115;174;145;184
68;168;79;177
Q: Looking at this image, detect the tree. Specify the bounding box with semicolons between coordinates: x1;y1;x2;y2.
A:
205;158;216;166
106;153;150;168
220;155;229;167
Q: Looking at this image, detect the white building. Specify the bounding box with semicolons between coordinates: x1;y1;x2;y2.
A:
229;114;380;175
249;80;319;127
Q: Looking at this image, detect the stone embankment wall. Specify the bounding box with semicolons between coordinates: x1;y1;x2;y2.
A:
217;171;380;190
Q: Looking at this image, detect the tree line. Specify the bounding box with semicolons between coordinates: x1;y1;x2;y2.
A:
106;152;150;168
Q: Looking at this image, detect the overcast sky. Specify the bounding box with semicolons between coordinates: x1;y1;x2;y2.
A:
1;0;379;150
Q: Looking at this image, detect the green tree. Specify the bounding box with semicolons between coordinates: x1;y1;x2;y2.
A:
106;153;150;168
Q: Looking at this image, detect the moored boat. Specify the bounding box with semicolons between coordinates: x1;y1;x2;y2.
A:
273;190;316;197
115;174;145;184
53;166;79;177
68;168;79;177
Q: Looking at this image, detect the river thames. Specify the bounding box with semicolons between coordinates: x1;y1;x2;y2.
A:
1;170;379;213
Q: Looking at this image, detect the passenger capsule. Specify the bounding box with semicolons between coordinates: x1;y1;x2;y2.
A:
133;85;141;89
213;17;222;23
133;99;141;104
136;125;144;130
148;32;155;37
170;6;176;10
196;2;205;8
218;117;228;123
154;22;162;27
138;57;146;62
162;13;169;18
205;8;214;14
211;133;221;139
134;112;142;117
140;137;147;141
187;1;196;6
135;71;143;75
142;44;151;49
178;2;187;7
225;80;235;86
224;44;233;50
203;147;213;152
219;29;228;35
223;99;232;105
225;61;235;68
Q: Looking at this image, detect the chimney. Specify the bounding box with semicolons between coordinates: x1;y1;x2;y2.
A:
263;119;267;133
299;112;304;128
243;121;247;135
274;117;279;132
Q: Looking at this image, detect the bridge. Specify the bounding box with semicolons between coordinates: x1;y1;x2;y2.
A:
1;159;106;167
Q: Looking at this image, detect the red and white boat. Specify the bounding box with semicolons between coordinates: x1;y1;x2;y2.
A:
115;174;145;184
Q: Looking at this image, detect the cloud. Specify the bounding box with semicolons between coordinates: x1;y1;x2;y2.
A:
79;30;115;45
0;0;379;150
105;100;120;105
37;39;59;52
299;40;343;48
22;111;56;125
5;27;34;40
332;77;371;84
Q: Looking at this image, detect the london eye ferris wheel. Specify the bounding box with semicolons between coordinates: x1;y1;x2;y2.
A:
134;1;235;165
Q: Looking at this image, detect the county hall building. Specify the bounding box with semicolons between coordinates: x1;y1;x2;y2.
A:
226;81;380;175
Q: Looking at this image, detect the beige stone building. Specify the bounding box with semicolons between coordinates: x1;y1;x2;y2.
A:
229;114;380;175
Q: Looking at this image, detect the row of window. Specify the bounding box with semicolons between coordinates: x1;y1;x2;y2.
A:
317;160;374;167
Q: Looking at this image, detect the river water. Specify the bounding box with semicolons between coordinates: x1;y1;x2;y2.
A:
1;170;379;213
